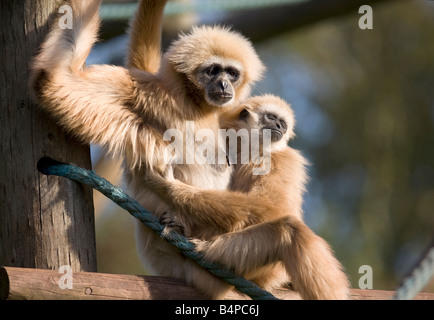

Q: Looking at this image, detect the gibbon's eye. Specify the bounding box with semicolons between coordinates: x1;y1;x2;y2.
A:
205;64;222;77
239;108;250;121
264;113;288;131
226;67;240;82
265;113;278;121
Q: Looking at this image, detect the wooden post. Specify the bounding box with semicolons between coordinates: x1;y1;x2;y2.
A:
0;1;96;272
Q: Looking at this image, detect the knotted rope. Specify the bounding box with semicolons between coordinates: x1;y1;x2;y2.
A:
37;157;278;300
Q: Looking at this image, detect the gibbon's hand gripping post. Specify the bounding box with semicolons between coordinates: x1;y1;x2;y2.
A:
37;157;278;300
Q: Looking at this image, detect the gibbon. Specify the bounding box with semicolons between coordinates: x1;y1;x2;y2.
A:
30;0;266;297
143;95;350;300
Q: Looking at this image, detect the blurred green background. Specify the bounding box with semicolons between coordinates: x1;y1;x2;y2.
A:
91;0;434;292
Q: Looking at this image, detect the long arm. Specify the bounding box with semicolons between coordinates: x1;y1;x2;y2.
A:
145;148;308;232
144;171;280;233
30;0;166;170
127;0;168;72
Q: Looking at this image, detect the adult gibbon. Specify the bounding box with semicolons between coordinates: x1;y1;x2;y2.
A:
30;0;265;296
143;95;350;300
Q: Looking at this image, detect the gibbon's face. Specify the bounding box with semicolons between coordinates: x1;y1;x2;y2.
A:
237;95;295;151
195;59;243;107
260;111;288;142
165;26;265;109
239;108;287;142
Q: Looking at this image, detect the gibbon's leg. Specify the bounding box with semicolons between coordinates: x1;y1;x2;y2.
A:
31;0;165;167
127;0;168;73
192;216;350;300
182;257;234;299
31;0;102;80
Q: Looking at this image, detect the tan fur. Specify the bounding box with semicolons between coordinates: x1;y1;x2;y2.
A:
144;95;350;299
30;0;265;297
127;0;167;73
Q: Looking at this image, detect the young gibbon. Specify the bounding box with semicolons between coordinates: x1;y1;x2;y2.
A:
143;95;350;300
30;0;266;296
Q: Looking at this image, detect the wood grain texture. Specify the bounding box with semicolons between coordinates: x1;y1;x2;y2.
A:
1;267;433;300
0;1;96;272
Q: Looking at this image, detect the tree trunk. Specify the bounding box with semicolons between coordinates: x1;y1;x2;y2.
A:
0;1;96;272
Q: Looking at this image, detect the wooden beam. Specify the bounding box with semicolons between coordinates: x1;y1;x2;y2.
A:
1;267;433;300
0;267;203;300
222;0;404;42
99;0;403;43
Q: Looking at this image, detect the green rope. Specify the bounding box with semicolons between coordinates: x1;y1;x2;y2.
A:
37;157;278;300
392;245;434;300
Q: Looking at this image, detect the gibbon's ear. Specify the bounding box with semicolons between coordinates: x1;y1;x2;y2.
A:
238;108;251;122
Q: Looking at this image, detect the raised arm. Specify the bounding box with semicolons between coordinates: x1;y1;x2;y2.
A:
127;0;168;72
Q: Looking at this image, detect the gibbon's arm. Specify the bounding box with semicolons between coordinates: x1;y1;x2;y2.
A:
144;172;280;232
31;0;165;169
127;0;168;73
147;174;350;299
145;148;307;231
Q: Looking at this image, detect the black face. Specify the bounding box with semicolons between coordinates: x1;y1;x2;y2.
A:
201;64;241;105
260;112;288;142
238;108;288;142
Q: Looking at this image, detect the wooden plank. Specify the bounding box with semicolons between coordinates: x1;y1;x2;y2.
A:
1;267;433;300
0;267;204;300
0;1;96;272
350;288;434;300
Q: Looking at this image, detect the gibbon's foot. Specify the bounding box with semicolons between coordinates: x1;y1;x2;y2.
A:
160;211;185;235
